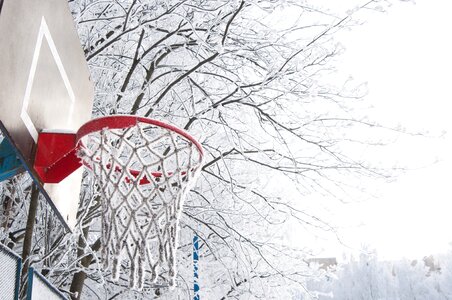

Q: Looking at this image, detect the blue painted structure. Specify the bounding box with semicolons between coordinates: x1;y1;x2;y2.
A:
0;137;24;182
193;235;200;300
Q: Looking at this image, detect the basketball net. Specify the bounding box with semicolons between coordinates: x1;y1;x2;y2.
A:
78;121;203;289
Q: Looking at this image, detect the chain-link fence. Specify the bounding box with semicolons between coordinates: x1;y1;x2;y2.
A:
26;268;67;300
0;243;21;300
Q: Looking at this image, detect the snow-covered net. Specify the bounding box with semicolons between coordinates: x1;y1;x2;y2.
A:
28;268;68;300
78;121;203;290
0;244;21;300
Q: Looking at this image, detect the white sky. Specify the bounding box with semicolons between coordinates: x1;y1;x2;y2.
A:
322;0;452;260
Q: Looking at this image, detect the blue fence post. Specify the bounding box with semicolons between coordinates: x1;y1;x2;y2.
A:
193;235;200;300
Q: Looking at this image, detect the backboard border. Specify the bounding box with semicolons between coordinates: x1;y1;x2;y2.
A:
21;16;76;143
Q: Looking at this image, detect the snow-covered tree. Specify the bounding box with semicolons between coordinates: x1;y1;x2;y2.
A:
0;0;406;299
307;250;452;300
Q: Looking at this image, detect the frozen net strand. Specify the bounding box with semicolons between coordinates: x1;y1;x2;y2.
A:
78;121;203;290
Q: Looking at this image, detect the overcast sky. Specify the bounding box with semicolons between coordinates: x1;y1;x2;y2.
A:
324;0;452;260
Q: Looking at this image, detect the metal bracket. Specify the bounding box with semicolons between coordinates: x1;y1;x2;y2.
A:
34;132;81;183
0;121;72;233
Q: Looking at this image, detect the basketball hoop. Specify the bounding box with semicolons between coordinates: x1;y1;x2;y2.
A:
34;115;204;289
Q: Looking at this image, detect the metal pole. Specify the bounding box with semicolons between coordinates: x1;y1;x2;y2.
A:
21;183;39;298
193;235;200;300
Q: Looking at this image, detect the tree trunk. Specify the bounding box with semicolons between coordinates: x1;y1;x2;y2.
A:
69;227;101;300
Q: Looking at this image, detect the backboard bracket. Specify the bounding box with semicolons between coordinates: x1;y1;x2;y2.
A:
34;132;81;183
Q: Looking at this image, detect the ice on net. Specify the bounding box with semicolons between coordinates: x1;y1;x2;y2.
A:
78;121;203;290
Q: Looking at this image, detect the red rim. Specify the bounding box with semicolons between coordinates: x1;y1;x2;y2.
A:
76;115;204;160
